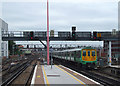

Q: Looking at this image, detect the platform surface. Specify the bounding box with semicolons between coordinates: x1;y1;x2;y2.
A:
32;64;100;85
43;65;85;84
110;65;120;68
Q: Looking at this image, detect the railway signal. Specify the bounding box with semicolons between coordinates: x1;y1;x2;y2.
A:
93;32;101;40
93;32;97;39
72;26;76;39
30;31;34;40
27;45;29;48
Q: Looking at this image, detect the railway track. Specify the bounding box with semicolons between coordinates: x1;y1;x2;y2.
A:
2;61;28;81
54;58;120;86
80;70;120;86
11;60;37;85
24;63;36;86
1;59;36;86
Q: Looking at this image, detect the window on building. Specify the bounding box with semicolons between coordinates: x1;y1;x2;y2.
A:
2;52;4;56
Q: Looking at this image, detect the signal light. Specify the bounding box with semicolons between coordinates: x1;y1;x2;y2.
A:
72;32;76;38
94;37;96;39
72;26;76;39
31;37;33;39
93;32;97;39
30;31;34;40
93;32;101;40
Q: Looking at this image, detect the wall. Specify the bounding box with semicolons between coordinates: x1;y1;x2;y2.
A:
0;19;2;57
0;18;8;58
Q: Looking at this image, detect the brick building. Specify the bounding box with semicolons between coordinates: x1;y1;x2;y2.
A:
103;31;120;64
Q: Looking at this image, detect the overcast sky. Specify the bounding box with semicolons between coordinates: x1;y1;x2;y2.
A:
1;0;119;46
2;0;119;31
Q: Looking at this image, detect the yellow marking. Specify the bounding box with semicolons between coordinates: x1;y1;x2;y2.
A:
55;65;85;85
37;75;40;78
42;66;49;86
73;73;77;75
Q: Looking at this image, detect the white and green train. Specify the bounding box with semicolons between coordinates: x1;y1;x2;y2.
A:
53;47;97;68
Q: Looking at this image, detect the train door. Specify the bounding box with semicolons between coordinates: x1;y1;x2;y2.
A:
69;51;71;61
87;50;91;61
76;51;80;62
74;51;76;61
71;52;74;61
67;51;70;61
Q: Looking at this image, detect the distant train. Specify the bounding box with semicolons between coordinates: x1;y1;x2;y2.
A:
53;47;97;68
24;50;31;55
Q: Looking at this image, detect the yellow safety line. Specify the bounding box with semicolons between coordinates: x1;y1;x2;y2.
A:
55;65;85;85
37;75;40;78
42;65;49;86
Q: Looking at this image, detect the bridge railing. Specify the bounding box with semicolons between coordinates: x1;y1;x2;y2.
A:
2;31;24;37
2;31;120;40
2;31;93;38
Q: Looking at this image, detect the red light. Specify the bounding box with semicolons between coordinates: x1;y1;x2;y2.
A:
94;37;96;39
31;37;33;39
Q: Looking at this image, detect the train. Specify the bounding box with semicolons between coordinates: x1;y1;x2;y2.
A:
53;47;97;68
24;50;31;55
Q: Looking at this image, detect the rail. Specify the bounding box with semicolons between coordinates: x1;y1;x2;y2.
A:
1;60;32;86
24;61;37;86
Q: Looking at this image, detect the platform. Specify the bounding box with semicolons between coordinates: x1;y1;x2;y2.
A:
31;64;100;85
110;65;120;68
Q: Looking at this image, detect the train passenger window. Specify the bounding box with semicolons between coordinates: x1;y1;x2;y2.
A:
88;51;90;56
74;51;76;57
76;51;80;58
80;51;81;58
92;51;95;56
83;51;86;56
71;52;74;57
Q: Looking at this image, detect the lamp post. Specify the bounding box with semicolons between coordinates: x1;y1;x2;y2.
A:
47;0;49;65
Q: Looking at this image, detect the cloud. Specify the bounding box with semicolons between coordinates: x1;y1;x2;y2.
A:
2;1;118;32
2;0;119;3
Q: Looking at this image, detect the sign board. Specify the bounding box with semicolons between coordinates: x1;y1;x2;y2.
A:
50;30;54;37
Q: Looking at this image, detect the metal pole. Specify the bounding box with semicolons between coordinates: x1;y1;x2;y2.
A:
50;47;53;69
47;0;49;65
100;48;101;57
13;44;14;55
51;52;52;69
109;41;111;66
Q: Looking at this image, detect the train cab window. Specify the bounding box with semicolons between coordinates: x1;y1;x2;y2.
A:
92;51;95;56
83;51;86;56
88;51;90;56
